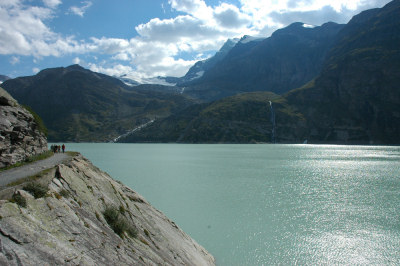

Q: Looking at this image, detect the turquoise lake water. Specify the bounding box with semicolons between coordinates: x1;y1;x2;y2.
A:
55;143;400;265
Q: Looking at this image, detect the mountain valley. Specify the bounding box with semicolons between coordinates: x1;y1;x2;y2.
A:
2;0;400;144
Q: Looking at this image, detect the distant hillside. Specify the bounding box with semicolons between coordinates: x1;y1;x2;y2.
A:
284;0;400;144
182;22;344;101
118;92;307;143
119;0;400;144
2;65;194;142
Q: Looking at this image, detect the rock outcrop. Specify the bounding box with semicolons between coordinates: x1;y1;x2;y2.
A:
0;87;47;168
0;154;215;265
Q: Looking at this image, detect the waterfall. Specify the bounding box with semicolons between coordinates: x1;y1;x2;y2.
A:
269;101;276;143
112;119;155;143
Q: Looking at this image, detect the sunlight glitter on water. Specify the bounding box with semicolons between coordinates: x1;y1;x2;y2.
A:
58;143;400;265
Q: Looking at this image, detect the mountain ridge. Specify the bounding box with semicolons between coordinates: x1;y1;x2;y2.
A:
182;21;345;101
2;65;194;142
118;0;400;144
283;0;400;144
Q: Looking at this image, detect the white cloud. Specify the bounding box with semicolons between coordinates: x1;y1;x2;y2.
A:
32;67;40;73
73;57;81;64
1;0;393;80
213;3;251;29
88;63;135;77
74;0;392;79
112;53;130;61
235;0;393;36
168;0;212;20
10;56;20;65
42;0;61;9
269;5;353;26
69;1;92;17
89;37;130;54
0;0;86;57
136;15;224;43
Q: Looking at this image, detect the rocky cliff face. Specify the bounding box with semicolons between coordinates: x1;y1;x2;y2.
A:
183;22;344;101
0;87;47;168
285;0;400;144
0;154;215;265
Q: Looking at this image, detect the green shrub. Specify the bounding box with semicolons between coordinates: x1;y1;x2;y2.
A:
95;211;101;221
25;150;53;163
23;182;48;198
11;193;27;207
126;226;138;238
144;229;150;238
104;206;119;224
103;205;137;238
22;105;48;136
59;189;70;198
119;205;126;214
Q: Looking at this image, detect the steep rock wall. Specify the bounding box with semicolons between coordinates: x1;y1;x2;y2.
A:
0;87;47;168
0;154;215;265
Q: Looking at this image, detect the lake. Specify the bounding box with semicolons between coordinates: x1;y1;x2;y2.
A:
54;143;400;265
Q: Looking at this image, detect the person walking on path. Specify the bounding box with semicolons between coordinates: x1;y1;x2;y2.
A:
62;144;65;153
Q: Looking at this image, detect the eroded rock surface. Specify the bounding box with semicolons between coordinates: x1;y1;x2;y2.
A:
0;154;215;265
0;87;47;168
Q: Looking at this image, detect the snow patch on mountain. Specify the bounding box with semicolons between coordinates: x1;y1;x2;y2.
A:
239;35;264;44
118;75;176;86
0;75;11;84
303;23;316;28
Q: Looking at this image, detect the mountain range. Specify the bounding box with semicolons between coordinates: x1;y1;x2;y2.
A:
2;0;400;144
178;22;345;101
2;65;193;142
284;0;400;144
119;0;400;144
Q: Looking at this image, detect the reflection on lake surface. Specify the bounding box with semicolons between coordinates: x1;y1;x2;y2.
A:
56;143;400;265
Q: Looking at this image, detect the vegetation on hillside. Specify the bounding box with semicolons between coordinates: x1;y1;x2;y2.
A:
2;65;194;142
3;1;400;144
23;105;48;136
119;92;307;143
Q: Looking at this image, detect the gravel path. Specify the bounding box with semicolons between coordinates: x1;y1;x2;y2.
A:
0;153;71;187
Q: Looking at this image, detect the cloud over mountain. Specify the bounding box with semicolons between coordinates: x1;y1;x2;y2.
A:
0;0;393;79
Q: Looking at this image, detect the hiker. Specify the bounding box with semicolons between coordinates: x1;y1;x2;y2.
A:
62;144;65;153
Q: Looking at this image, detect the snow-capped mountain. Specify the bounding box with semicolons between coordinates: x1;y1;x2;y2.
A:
238;35;264;44
177;38;240;85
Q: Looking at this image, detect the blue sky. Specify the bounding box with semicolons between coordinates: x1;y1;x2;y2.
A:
0;0;392;81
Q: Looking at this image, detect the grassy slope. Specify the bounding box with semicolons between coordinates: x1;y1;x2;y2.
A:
3;66;194;142
119;91;307;143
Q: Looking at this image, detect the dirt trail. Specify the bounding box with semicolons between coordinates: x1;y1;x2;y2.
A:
0;153;71;187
